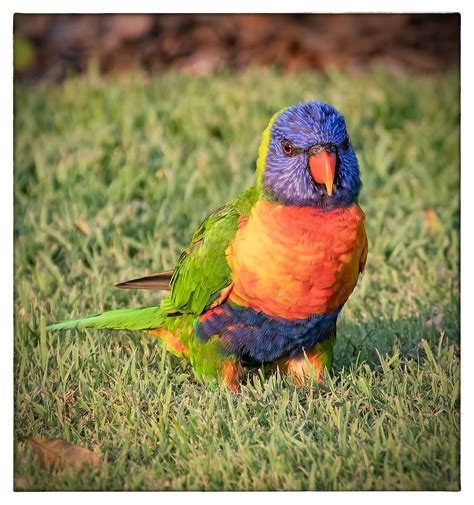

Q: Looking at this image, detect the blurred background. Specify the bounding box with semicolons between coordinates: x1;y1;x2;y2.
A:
14;14;459;81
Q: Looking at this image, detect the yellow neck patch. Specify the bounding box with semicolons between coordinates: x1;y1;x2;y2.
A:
256;108;286;187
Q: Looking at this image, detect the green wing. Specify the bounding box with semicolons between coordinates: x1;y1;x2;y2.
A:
160;186;258;316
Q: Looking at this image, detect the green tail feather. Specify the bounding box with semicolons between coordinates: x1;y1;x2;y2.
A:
47;306;164;331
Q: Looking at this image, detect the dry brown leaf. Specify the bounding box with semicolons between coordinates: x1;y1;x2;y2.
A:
425;313;444;331
14;474;30;490
27;437;101;470
424;208;442;234
74;219;90;236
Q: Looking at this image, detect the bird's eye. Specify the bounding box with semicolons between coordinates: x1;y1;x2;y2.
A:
281;139;294;156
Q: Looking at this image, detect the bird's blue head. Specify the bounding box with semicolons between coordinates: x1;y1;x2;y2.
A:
256;101;361;208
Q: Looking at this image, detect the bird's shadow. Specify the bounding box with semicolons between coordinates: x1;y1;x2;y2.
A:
333;309;459;373
240;307;459;390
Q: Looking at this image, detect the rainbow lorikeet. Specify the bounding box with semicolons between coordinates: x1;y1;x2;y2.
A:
48;101;368;392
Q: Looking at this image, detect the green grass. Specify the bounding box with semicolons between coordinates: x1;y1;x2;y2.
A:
14;66;460;491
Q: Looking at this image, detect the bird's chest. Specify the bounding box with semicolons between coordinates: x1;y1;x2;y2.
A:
226;199;366;318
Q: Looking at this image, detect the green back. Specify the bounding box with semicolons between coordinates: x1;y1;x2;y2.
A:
160;186;258;316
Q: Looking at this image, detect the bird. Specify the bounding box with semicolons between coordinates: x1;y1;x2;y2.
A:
48;101;368;393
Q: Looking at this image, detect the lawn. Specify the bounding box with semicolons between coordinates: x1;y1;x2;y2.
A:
14;66;460;491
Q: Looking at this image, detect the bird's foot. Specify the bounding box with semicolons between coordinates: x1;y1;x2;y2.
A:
280;349;326;387
220;360;243;394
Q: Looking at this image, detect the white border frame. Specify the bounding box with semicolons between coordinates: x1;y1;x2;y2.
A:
2;2;470;503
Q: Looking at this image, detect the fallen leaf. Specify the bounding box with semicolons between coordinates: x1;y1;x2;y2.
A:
27;437;101;470
425;313;444;331
74;219;90;236
424;208;442;234
14;474;29;490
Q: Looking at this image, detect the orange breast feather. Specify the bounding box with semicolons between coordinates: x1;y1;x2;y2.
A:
226;200;367;319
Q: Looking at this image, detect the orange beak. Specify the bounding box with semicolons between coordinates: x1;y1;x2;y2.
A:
309;150;336;196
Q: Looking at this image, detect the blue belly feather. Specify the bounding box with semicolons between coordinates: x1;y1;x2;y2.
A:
194;302;341;365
